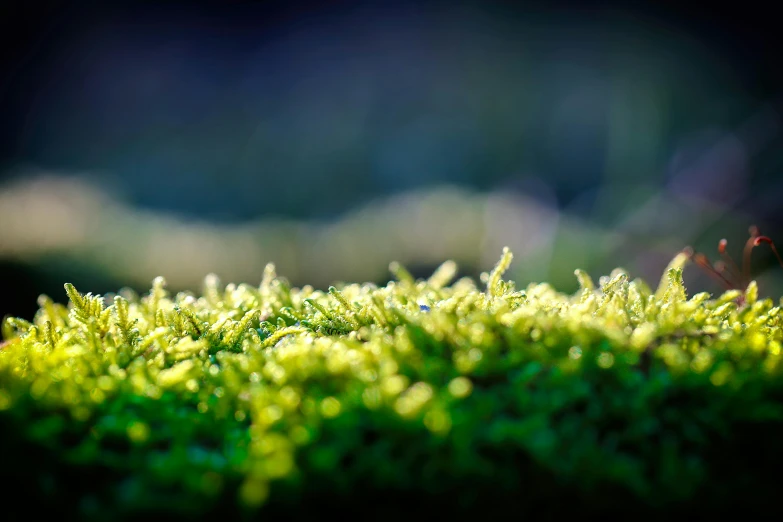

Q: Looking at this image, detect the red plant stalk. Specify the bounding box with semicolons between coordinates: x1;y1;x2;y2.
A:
684;225;783;296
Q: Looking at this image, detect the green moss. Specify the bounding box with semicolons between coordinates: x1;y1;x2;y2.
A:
2;249;783;520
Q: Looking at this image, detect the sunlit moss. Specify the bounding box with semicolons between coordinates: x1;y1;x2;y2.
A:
447;376;473;398
2;252;783;519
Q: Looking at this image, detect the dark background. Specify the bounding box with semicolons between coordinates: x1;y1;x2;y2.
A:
2;0;783;321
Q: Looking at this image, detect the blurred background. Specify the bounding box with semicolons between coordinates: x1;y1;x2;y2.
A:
1;0;782;320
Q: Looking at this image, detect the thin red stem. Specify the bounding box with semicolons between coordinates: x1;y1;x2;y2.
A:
742;227;760;287
686;226;782;293
691;252;735;289
754;236;783;270
717;239;743;284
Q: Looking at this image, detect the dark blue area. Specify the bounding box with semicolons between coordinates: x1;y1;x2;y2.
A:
1;1;780;224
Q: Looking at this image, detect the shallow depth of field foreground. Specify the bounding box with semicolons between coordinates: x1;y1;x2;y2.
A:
2;248;783;520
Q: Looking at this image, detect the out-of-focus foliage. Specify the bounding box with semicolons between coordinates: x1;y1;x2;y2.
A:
2;250;783;520
7;4;777;223
3;174;780;304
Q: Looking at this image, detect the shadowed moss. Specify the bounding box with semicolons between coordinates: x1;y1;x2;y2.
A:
2;248;783;521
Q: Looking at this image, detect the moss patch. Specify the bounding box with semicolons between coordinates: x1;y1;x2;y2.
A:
2;249;783;520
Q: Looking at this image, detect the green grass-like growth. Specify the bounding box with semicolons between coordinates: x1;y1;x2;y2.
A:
2;248;783;520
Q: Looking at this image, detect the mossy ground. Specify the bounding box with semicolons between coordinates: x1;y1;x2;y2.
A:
2;248;783;520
